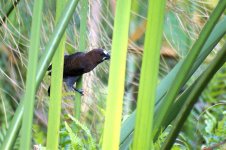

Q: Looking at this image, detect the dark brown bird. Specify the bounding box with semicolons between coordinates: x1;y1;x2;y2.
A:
48;48;110;95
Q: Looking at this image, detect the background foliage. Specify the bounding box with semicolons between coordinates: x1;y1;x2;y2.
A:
0;0;225;149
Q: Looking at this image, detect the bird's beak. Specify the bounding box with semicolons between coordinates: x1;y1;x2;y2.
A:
104;53;110;60
103;50;110;61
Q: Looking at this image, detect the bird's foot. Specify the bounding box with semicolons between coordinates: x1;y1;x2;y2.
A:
73;88;84;95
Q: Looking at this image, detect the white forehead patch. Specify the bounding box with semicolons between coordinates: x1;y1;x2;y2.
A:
103;50;108;55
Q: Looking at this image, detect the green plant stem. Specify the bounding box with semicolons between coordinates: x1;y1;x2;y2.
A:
0;0;79;149
19;0;43;149
102;0;131;149
153;0;226;137
78;0;88;51
75;0;88;119
132;0;166;149
46;0;66;149
161;42;226;150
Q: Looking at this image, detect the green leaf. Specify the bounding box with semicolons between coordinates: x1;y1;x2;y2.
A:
133;0;166;149
102;0;131;149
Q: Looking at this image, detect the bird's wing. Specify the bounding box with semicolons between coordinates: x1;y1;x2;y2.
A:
63;52;85;77
47;52;84;71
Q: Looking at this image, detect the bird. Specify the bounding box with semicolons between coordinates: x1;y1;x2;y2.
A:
48;48;110;95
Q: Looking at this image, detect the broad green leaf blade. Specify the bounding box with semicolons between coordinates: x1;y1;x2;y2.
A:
102;0;131;149
133;0;166;149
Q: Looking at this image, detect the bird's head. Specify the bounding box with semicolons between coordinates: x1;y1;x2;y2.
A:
87;48;110;63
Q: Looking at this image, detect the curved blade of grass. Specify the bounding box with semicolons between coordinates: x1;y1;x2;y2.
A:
152;16;226;137
153;0;226;137
119;16;226;149
19;0;43;149
102;0;131;149
75;0;88;119
153;16;226;137
0;0;79;149
46;0;66;149
155;16;226;105
162;42;226;150
132;0;166;149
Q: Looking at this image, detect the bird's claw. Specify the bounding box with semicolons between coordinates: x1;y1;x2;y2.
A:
73;88;84;95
